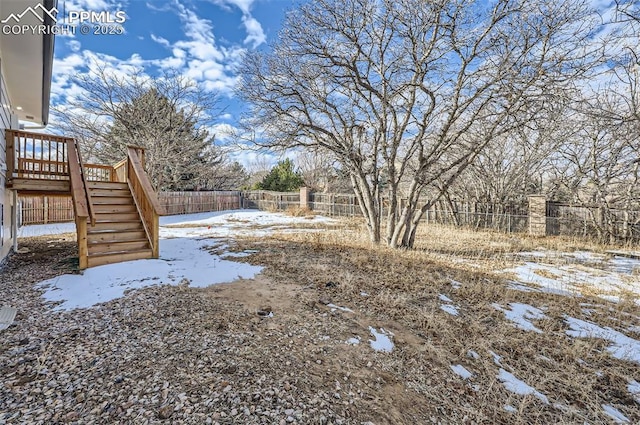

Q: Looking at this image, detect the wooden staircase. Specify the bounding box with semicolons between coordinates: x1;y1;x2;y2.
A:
86;181;153;267
5;130;163;269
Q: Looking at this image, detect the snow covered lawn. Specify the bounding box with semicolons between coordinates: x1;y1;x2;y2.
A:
6;214;640;423
24;210;334;311
503;249;640;304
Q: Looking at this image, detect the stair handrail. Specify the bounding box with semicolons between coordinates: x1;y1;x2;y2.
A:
66;139;89;219
67;138;95;269
73;140;96;226
126;146;163;258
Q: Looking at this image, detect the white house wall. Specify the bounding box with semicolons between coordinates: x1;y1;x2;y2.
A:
0;59;18;261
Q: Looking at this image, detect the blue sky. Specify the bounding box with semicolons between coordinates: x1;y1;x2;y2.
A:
49;0;295;165
42;0;635;168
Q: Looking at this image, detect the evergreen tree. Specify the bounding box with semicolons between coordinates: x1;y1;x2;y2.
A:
53;68;229;191
255;159;305;191
105;88;221;191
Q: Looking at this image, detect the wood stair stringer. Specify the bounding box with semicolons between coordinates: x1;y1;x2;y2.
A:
84;181;153;267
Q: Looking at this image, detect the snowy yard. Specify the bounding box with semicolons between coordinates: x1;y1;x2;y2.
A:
28;210;332;310
2;211;640;424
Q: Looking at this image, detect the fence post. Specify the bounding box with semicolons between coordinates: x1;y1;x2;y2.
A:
43;196;48;224
300;187;310;210
528;195;547;236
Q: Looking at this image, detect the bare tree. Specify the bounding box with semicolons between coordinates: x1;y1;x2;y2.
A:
238;0;599;247
446;101;574;209
541;0;640;242
53;66;230;191
295;150;351;193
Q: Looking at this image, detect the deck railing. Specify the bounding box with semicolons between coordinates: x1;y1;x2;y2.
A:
84;164;115;181
125;146;162;257
6;130;162;266
6;130;74;181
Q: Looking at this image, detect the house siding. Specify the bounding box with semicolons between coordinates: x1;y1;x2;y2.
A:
0;59;19;261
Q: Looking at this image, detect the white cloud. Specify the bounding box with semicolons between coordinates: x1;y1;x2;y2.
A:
67;39;82;52
207;0;255;15
143;1;247;95
145;2;172;12
242;15;266;48
205;0;266;48
150;34;171;48
210;122;237;141
63;0;122;10
229;149;278;169
50;0;252;130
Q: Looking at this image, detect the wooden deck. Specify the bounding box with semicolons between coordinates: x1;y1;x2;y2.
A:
5;130;163;269
8;178;71;195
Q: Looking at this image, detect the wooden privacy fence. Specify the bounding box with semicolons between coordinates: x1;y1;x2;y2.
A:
19;195;74;225
159;191;241;215
241;190;300;211
19;191;243;225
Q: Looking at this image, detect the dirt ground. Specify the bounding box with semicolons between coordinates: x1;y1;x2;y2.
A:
1;228;640;424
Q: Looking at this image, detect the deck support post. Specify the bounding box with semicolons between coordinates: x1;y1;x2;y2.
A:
151;212;159;258
77;217;88;269
11;190;18;252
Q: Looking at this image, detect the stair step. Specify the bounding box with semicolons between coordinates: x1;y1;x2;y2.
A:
91;197;134;205
93;204;137;214
88;239;150;254
89;188;132;197
88;230;147;243
89;221;144;232
86;181;128;190
87;249;154;268
94;212;140;222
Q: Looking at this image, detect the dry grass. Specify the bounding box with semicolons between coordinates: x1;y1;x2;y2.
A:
285;205;316;218
224;220;640;424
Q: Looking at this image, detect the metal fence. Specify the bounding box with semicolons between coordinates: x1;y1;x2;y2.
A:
418;201;529;234
547;203;640;241
18;190;640;242
309;193;363;217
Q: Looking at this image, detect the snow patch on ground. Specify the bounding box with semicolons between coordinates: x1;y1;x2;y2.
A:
30;211;336;311
489;351;503;366
327;304;354;313
565;316;640;364
18;222;75;237
160;210;334;239
628;380;640;404
505;250;640;301
467;350;480;360
440;304;459;316
492;302;546;333
497;369;549;404
368;327;394;353
503;405;518;413
346;337;361;345
439;293;459;316
602;404;630;423
37;238;263;311
439;294;453;303
450;364;473;380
